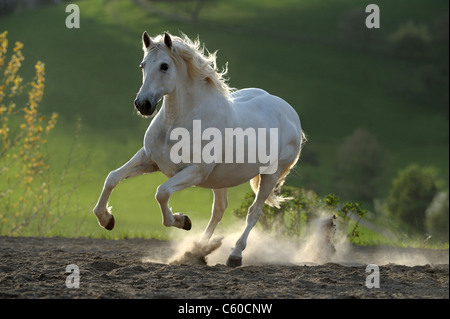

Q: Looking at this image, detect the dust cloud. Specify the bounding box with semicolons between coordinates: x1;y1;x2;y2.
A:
143;214;447;267
168;237;223;265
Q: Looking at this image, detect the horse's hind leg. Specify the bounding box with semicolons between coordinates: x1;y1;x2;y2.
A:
200;188;228;243
226;174;279;267
93;147;155;230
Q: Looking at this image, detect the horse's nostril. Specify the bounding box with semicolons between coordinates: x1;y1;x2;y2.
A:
144;100;152;111
135;98;154;116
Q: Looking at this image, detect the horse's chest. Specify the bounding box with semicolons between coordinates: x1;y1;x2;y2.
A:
144;126;184;177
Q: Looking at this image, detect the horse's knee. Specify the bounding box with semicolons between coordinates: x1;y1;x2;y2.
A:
105;171;119;190
155;186;170;204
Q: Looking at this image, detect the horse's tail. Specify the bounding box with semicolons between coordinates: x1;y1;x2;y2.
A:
250;131;307;208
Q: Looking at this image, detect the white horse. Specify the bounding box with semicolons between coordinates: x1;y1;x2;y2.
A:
93;31;305;267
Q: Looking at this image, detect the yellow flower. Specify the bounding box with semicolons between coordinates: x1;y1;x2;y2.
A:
24;176;33;184
0;31;8;69
13;42;23;53
0;123;9;137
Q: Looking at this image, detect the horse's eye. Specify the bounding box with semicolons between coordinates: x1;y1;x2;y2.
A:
160;63;169;72
139;62;144;69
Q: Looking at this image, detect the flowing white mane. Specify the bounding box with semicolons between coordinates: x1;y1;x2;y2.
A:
149;33;233;98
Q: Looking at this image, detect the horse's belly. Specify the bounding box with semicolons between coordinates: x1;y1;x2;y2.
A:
197;163;260;189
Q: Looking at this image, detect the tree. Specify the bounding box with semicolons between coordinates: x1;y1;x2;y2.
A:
389;21;431;60
386;164;444;234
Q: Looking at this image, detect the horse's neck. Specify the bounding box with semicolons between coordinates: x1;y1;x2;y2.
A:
162;80;217;126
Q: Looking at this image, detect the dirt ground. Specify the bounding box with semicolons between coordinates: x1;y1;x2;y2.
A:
0;236;448;299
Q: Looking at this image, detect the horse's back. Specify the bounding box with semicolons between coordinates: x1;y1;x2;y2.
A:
231;88;269;103
231;88;301;135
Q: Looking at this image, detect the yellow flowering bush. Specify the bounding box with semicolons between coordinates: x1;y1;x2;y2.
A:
0;31;59;235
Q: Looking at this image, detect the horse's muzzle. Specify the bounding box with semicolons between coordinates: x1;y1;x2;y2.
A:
134;98;156;117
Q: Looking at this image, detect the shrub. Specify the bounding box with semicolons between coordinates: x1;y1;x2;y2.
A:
233;186;366;243
0;31;63;235
233;186;320;238
386;164;444;234
389;21;431;60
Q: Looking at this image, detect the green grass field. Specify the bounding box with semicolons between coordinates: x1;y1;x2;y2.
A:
1;0;448;242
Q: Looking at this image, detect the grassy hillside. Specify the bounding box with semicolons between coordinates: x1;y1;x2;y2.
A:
1;0;448;238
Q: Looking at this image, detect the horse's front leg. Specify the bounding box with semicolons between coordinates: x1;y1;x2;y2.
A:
155;165;212;230
93;147;156;230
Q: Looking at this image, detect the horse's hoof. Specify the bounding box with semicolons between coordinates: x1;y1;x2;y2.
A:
182;215;192;231
226;255;242;267
105;215;115;230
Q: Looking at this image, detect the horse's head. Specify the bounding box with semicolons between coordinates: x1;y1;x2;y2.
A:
134;31;176;117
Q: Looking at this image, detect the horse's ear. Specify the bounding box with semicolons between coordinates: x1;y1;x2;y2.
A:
142;31;151;49
164;32;172;50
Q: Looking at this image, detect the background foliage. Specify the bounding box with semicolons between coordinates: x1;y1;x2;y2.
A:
0;0;448;244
